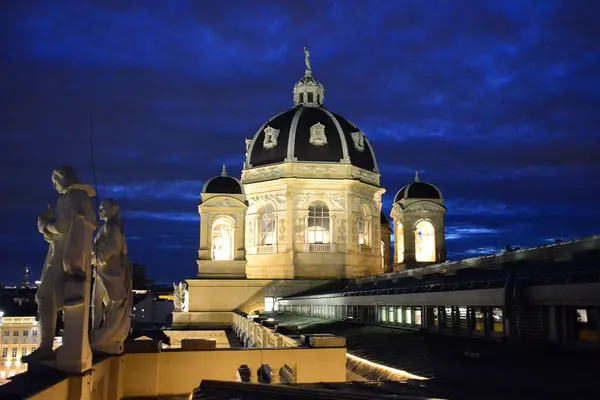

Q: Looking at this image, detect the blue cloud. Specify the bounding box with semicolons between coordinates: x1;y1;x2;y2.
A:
1;0;599;284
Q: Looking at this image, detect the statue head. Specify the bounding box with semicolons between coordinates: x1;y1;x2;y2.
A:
99;199;120;222
51;166;79;194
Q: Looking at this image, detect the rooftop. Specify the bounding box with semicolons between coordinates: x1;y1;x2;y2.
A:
266;313;600;399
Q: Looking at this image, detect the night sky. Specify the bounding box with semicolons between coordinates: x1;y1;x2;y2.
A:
1;1;599;285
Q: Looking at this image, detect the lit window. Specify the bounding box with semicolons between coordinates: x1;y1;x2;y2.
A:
404;307;412;324
264;297;275;313
474;308;484;332
260;204;276;245
388;307;394;323
415;308;422;326
414;220;436;262
358;211;366;246
21;348;26;357
381;241;385;269
396;222;404;263
492;308;504;333
307;202;330;244
396;307;403;324
212;217;235;261
380;307;387;322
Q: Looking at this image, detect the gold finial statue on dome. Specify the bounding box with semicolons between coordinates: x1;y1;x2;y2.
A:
304;46;311;72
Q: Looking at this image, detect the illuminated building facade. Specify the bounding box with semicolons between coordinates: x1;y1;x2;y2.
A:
178;56;448;328
0;315;61;385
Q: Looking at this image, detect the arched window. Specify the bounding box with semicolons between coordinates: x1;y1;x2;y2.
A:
358;211;366;246
212;217;234;261
307;201;330;244
396;222;405;263
260;204;276;245
415;220;436;262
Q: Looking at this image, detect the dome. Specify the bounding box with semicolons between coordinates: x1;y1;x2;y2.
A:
245;48;378;173
394;171;442;202
246;106;378;171
202;165;244;194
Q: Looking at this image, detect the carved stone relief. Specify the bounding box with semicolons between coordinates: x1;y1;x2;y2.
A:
244;166;280;180
351;168;378;185
309;122;327;146
263;126;279;149
337;218;346;242
408;201;443;213
247;224;254;246
247;193;287;210
351;131;365;152
278;219;286;242
296;192;344;210
294;218;305;243
299;165;335;174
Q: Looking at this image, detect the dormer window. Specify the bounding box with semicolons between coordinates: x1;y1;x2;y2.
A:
351;131;365;152
299;93;304;103
263;126;279;149
309;122;327;146
307;92;314;103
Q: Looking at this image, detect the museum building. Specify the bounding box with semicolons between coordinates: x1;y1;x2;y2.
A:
176;52;448;327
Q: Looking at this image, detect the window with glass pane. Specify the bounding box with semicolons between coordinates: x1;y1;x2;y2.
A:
492;308;504;333
2;348;7;357
431;306;439;326
405;307;412;324
396;223;404;263
474;308;484;332
396;307;403;323
575;308;600;342
415;308;422;326
380;307;387;322
414;220;436;262
388;307;394;323
11;348;17;357
260;204;276;245
358;212;366;245
307;202;330;243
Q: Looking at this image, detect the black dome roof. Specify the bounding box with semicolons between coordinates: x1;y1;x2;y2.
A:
202;166;243;194
394;173;442;202
246;105;378;172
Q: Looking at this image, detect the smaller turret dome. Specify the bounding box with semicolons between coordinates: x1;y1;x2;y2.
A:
202;165;244;194
394;171;442;202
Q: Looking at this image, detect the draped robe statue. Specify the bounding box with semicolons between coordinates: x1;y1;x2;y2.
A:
25;166;97;365
91;199;132;355
172;282;187;312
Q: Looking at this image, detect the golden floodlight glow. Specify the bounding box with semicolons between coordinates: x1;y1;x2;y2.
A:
346;352;429;381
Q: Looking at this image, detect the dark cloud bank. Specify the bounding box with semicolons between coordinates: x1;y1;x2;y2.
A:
1;1;599;284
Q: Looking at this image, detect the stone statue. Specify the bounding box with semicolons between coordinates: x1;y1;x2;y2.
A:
304;46;311;71
90;199;132;355
25;166;97;371
173;281;186;312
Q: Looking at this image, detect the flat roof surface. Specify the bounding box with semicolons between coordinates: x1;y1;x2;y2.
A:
270;313;599;399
